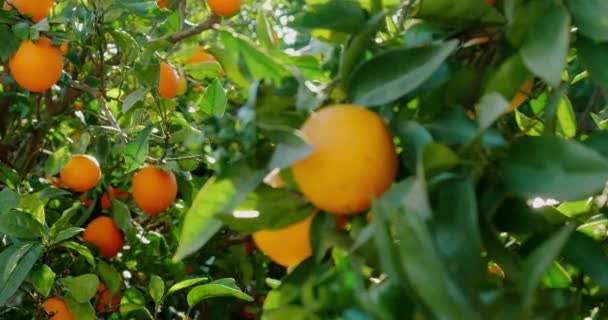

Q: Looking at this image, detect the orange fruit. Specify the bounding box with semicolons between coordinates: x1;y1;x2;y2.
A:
41;297;75;320
252;213;315;268
9;37;63;92
488;263;505;278
101;187;129;211
177;74;187;95
132;166;178;215
59;42;68;54
207;0;241;16
185;46;216;64
292;105;398;215
83;216;124;259
158;62;179;99
510;79;534;111
80;193;94;209
60;155;101;192
94;283;121;313
157;0;168;9
4;0;54;22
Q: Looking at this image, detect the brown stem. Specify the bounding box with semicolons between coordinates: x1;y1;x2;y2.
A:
162;15;220;44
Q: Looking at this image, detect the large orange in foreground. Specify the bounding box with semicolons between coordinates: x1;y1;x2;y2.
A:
158;62;179;98
132;166;178;215
4;0;54;22
207;0;241;16
60;155;101;192
83;216;124;259
9;37;63;92
41;297;75;320
252;213;315;268
293;105;398;215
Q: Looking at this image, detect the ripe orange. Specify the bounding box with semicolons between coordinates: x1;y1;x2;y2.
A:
157;0;168;9
101;187;129;211
132;166;178;215
59;42;68;54
83;216;124;259
510;79;534;111
41;297;75;320
252;213;315;268
60;155;101;192
94;283;121;313
185;46;216;64
207;0;241;16
292;105;398;215
488;263;505;278
4;0;54;22
9;37;63;92
158;62;179;99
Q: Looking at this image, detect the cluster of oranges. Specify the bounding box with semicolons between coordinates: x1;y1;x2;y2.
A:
252;105;398;268
41;283;120;319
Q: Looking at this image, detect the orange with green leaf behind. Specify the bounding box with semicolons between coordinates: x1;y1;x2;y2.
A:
292;105;398;215
252;212;315;268
4;0;54;22
510;79;534;111
100;186;129;210
9;37;63;92
207;0;241;17
41;297;75;320
60;155;101;192
185;46;225;76
157;0;168;9
158;62;179;98
83;216;124;259
132;165;178;215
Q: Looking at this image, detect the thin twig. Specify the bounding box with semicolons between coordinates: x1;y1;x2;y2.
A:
161;15;220;44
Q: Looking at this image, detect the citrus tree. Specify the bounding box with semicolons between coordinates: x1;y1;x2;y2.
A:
2;0;608;319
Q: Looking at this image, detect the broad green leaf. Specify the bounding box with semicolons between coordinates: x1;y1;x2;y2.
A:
122;88;150;113
0;188;18;215
62;274;99;303
98;261;122;294
577;36;608;88
187;278;253;308
475;93;510;131
266;130;312;170
65;295;96;320
256;9;274;50
149;275;165;304
49;203;81;240
174;164;267;261
52;227;84;244
568;0;608;41
562;231;608;289
556;96;576;138
120;287;149;318
0;24;19;62
58;241;96;268
290;1;366;34
200;79;227;117
207;46;250;89
348;40;458;106
112;199;132;233
519;3;570;87
166;277;208;297
520;225;574;310
44;146;71;177
420;143;460;177
484;54;531;101
109;29;140;65
183;61;221;81
394;122;434;172
18;193;45;226
70;132;91;155
541;261;571;289
124;126;153;173
416;0;505;27
0;208;45;239
31;264;55;298
504;136;608;201
0;242;42;305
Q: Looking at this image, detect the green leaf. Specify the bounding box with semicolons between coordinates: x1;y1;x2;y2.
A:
520;224;574;310
415;0;505;27
394;121;434;172
0;208;45;239
183;61;222;81
98;261;122;294
166;277;208;297
44;146;71;177
200;78;227;117
475;93;510;131
519;3;570;87
174;164;267;261
187;278;253;308
577;36;608;88
0;24;19;62
290;0;366;34
58;241;96;268
49;203;81;241
556;95;576;138
112;199;132;233
149;275;165;304
541;261;571;289
504;136;608;201
562;231;608;289
124;126;153;173
484;54;531;101
420;143;460;177
256;9;274;50
52;227;84;244
70;132;91;155
568;0;608;41
65;295;96;320
18;193;45;226
109;29;140;65
62;274;99;303
266;130;312;170
348;40;458;106
120;287;149;318
0;242;42;305
31;264;55;298
0;188;18;215
122;88;150;113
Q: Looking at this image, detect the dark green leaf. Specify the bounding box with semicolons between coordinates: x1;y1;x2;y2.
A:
0;25;19;62
0;188;18;215
122;88;150;113
577;36;608;88
52;227;84;244
58;241;96;268
49;203;81;240
187;278;253;308
124;126;153;173
0;209;45;239
120;287;149;318
416;0;505;27
98;261;122;294
65;295;96;320
290;0;366;34
0;242;42;305
562;231;608;289
266;130;312;170
568;0;608;41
